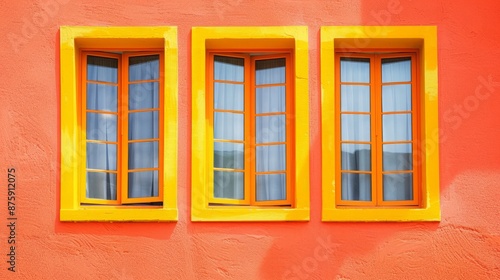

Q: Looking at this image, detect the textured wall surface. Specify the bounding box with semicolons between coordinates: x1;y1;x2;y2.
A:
0;0;499;279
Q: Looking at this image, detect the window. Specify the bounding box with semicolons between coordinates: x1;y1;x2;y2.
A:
60;26;178;221
208;53;293;206
336;52;419;206
192;26;309;221
321;26;440;221
82;52;163;205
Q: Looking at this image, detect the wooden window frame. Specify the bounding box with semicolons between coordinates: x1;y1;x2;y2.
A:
60;26;178;222
207;51;294;207
81;51;164;205
321;26;440;222
335;51;420;207
191;26;309;222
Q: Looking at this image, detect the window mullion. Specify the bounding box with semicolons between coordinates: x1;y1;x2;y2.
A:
206;53;216;203
246;55;254;205
80;53;89;204
372;54;383;206
119;54;128;204
411;53;420;205
334;54;342;205
285;54;294;206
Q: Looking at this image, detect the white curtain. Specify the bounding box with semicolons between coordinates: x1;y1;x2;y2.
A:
127;55;159;199
381;57;413;201
340;57;413;201
213;56;245;199
340;58;372;201
254;58;287;202
86;56;119;200
85;55;160;201
212;56;287;202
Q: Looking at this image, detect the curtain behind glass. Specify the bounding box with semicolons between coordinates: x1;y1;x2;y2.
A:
339;58;372;201
86;55;118;200
127;55;160;199
213;56;245;200
381;57;413;201
339;56;414;202
254;58;287;202
212;56;289;203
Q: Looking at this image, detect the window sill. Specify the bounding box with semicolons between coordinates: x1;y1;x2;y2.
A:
192;207;309;222
322;205;440;222
60;208;178;222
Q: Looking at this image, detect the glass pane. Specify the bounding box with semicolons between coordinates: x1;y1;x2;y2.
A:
214;83;244;111
128;171;159;198
341;114;371;141
86;172;117;200
382;57;411;83
256;145;286;172
340;58;370;83
256;174;286;201
128;142;159;169
129;55;159;82
86;83;118;112
383;113;412;142
256;115;286;143
86;113;117;142
382;84;411;112
383;144;412;171
341;144;371;171
214;171;244;199
255;58;286;85
128;111;159;140
341;85;370;112
214;56;244;82
383;173;413;201
87;56;118;83
214;142;244;169
129;82;159;110
214;112;244;140
341;173;371;201
256;86;285;113
86;143;117;170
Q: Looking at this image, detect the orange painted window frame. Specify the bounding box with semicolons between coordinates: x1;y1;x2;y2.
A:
80;51;165;205
335;50;420;207
207;51;294;206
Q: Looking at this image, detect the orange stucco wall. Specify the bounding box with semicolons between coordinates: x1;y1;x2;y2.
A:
1;0;499;279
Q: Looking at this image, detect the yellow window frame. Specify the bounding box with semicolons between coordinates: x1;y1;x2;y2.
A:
60;26;178;222
321;26;440;222
191;26;309;221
